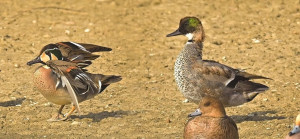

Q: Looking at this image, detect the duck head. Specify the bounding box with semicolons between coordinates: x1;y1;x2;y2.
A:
199;97;226;118
27;44;63;66
166;16;205;43
289;114;300;136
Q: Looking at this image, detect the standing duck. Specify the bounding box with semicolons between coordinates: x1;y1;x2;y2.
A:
184;97;239;139
27;42;122;121
166;17;270;107
285;114;300;139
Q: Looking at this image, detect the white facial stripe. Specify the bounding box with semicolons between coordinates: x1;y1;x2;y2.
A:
40;53;50;63
185;33;194;40
42;65;50;69
51;53;58;60
70;42;90;53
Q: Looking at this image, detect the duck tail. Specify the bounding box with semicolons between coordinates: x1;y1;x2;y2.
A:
237;71;272;80
78;43;112;52
235;80;269;102
101;75;122;85
87;73;122;85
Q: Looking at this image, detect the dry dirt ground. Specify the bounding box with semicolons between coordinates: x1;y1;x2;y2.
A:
0;0;299;138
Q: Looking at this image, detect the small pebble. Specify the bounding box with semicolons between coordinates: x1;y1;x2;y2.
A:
183;99;189;103
84;28;90;33
65;30;70;35
222;56;227;61
71;121;80;125
65;21;75;25
252;38;260;43
14;64;20;68
43;102;52;106
149;53;155;56
43;34;50;38
271;89;277;92
167;119;171;123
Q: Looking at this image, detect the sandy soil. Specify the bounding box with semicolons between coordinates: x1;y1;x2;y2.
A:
0;0;299;138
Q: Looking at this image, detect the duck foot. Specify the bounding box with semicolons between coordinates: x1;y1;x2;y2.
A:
47;113;68;122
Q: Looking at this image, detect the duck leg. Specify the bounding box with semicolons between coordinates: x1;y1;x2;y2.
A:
47;105;65;122
47;105;77;121
62;105;76;120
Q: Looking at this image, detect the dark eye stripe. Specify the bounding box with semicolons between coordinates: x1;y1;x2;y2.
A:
45;51;52;59
44;48;62;60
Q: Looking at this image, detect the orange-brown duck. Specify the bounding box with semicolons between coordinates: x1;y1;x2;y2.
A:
184;97;239;139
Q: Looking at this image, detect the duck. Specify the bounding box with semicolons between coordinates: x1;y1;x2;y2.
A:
27;42;122;121
184;97;239;139
166;16;270;107
285;114;300;139
27;42;112;68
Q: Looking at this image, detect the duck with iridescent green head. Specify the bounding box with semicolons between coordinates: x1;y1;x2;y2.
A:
167;17;270;109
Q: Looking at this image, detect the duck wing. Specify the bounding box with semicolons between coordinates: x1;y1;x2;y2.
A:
196;60;270;89
55;42;112;67
46;60;101;114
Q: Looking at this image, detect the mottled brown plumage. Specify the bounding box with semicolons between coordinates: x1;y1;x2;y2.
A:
184;97;239;139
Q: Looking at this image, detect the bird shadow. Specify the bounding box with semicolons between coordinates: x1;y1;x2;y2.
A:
0;97;26;107
231;110;285;123
70;110;132;122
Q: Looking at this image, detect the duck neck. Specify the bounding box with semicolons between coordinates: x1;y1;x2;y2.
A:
183;26;205;59
191;26;205;43
296;114;300;126
183;41;203;60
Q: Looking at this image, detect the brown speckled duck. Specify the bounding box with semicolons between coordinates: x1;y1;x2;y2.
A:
184;97;239;139
27;42;121;121
285;114;300;139
166;17;270;107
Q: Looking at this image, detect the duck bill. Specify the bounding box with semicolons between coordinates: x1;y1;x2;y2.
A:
188;109;202;117
166;29;183;37
289;125;299;136
27;56;42;66
289;132;295;136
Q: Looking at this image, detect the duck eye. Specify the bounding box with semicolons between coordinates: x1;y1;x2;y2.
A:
204;101;211;107
45;51;51;57
50;49;63;60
